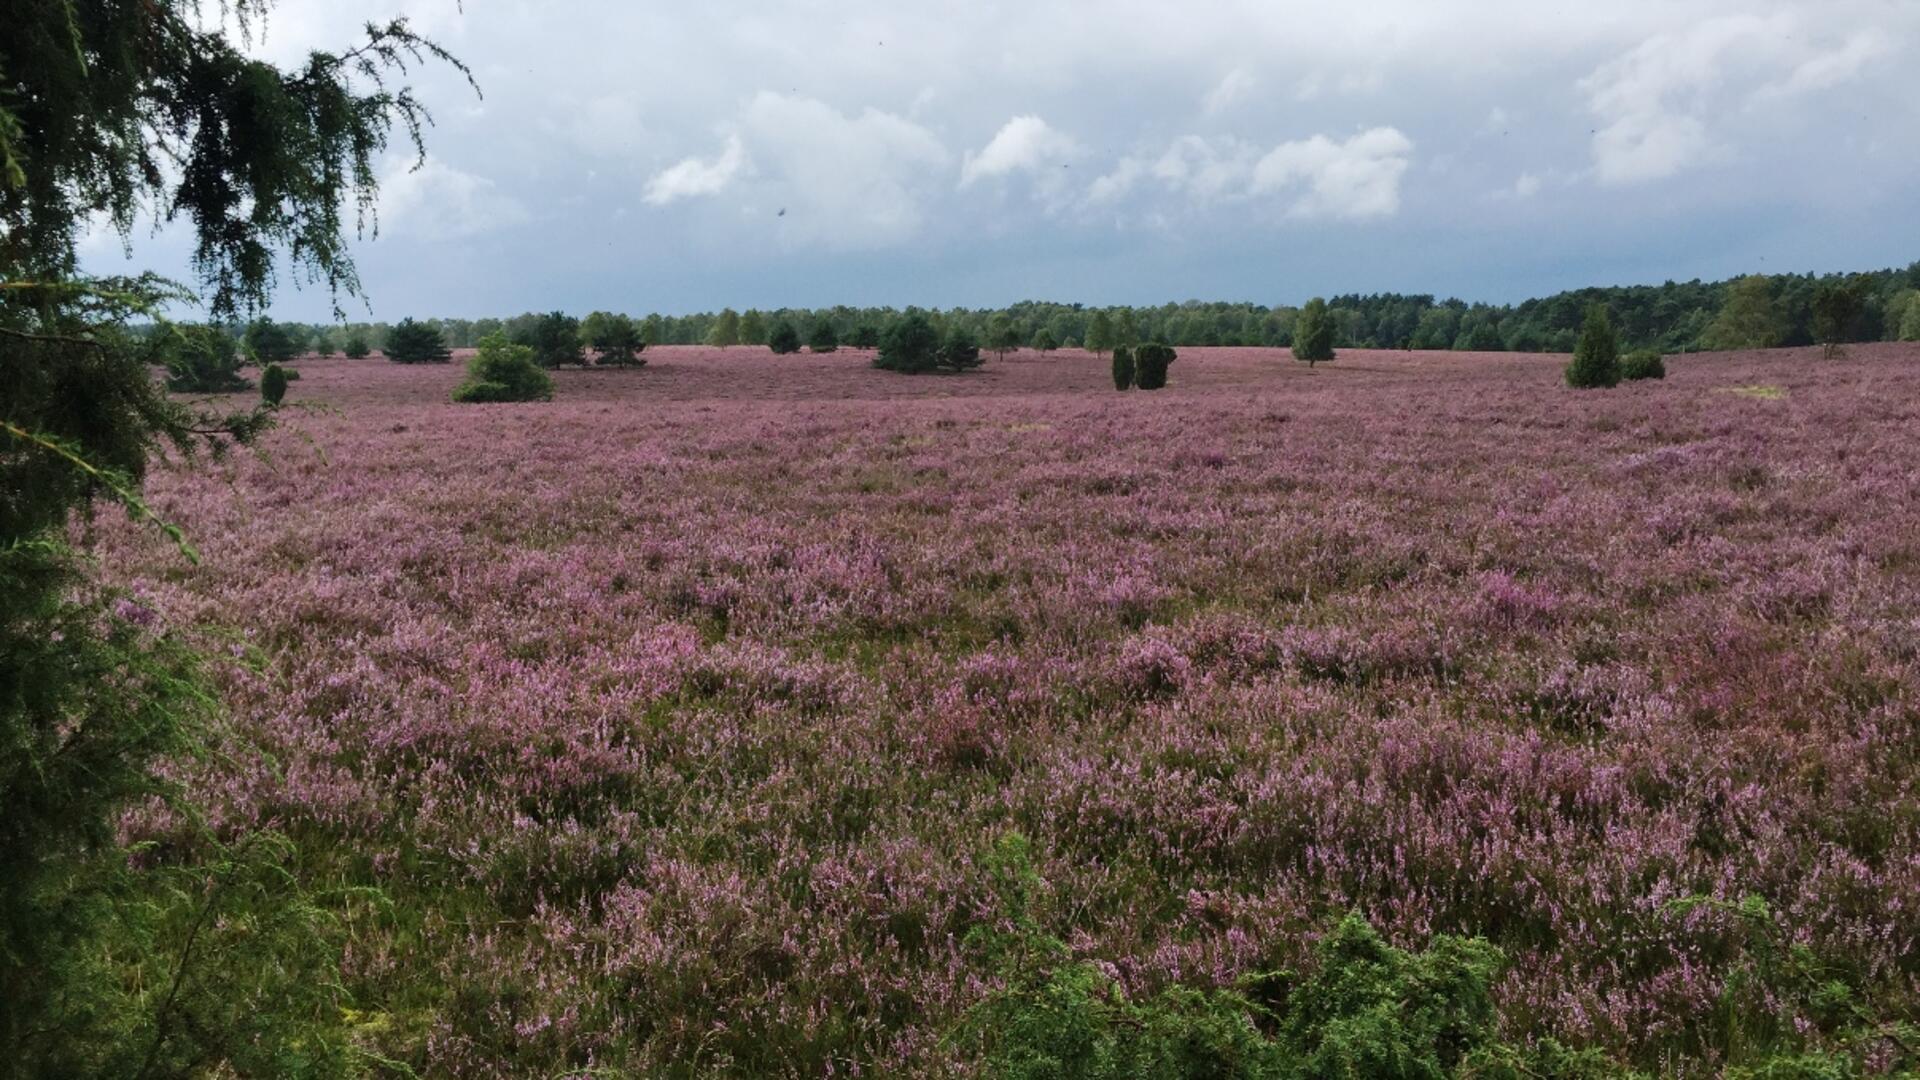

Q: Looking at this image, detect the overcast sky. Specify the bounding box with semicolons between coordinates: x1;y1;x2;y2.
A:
82;0;1920;320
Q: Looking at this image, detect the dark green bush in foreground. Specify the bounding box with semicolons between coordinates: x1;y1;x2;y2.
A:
1621;350;1666;381
1565;305;1622;388
1135;342;1177;390
1113;345;1136;390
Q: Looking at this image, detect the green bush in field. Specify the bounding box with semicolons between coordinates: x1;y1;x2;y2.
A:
768;320;804;355
1113;345;1135;390
1134;342;1176;390
809;319;839;353
452;333;554;403
1621;350;1666;381
1565;304;1621;388
260;363;290;406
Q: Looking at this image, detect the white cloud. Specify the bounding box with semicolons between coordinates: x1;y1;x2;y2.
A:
1582;14;1895;185
1202;68;1256;115
377;156;530;240
959;115;1081;187
643;135;749;205
1251;127;1414;220
737;93;950;249
1512;172;1543;198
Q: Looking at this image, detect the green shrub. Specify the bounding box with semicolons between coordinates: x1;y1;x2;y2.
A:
260;363;290;406
1113;345;1135;390
451;332;554;403
849;323;881;349
517;310;584;368
1565;304;1621;388
940;325;983;372
241;318;302;365
384;318;451;364
1033;327;1060;353
163;325;251;393
768;321;803;355
876;313;942;373
342;334;371;359
1621;350;1666;381
1135;342;1176;390
583;311;645;367
808;319;838;353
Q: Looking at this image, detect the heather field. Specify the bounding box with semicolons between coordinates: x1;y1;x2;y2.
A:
102;344;1920;1074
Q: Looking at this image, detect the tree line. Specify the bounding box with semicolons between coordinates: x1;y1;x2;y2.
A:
233;263;1920;359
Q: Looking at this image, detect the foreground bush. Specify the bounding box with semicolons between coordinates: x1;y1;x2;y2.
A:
385;318;452;364
261;363;291;406
875;312;949;373
452;332;554;403
1621;350;1665;381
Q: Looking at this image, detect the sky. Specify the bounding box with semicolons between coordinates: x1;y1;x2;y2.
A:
80;0;1920;321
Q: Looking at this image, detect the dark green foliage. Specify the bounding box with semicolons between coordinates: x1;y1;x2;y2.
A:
0;4;467;1072
849;323;881;349
582;311;645;367
242;318;303;364
1456;314;1504;351
1706;276;1788;351
987;313;1022;360
1621;350;1666;381
1113;345;1135;390
1811;278;1869;359
260;362;290;406
1293;297;1335;365
940;325;984;372
809;319;839;353
452;332;555;403
1085;310;1116;357
1565;305;1622;388
875;311;943;373
385;317;451;364
163;324;252;393
769;320;804;355
1134;342;1176;390
1033;327;1060;353
342;333;372;359
518;310;584;368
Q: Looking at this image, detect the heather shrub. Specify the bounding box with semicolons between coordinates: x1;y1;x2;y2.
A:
452;332;554;403
163;324;251;393
1113;345;1135;390
260;363;290;406
1565;304;1621;388
385;317;451;364
1621;349;1665;380
1135;342;1176;390
769;320;803;355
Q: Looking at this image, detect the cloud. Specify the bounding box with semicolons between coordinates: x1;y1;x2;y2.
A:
1251;128;1414;220
737;93;950;249
960;115;1080;187
1582;14;1894;185
377;157;530;240
1202;69;1256;115
644;135;749;205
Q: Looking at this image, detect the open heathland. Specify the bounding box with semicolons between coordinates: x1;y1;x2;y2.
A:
98;344;1920;1074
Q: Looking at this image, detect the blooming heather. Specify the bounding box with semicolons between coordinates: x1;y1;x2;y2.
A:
96;343;1920;1074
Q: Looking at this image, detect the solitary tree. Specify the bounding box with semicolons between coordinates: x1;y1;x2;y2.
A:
518;310;583;368
386;318;453;364
707;307;743;347
242;318;304;365
1810;278;1868;359
1704;275;1786;350
453;332;555;402
809;318;840;353
1085;311;1115;357
986;313;1021;361
582;311;646;367
1293;297;1336;367
1565;304;1622;388
343;332;373;359
875;312;943;373
768;320;804;355
1113;345;1136;390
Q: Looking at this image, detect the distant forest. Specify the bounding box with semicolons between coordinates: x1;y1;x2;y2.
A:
279;263;1920;356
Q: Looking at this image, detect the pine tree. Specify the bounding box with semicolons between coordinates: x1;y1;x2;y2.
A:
261;363;291;406
938;325;984;372
706;308;743;347
1565;304;1622;388
768;321;804;355
1113;345;1136;390
808;319;839;353
1704;275;1786;350
1134;343;1177;390
739;309;769;346
386;318;453;364
1085;311;1115;358
876;312;942;373
452;332;555;402
1293;298;1335;366
343;333;373;359
987;313;1021;361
